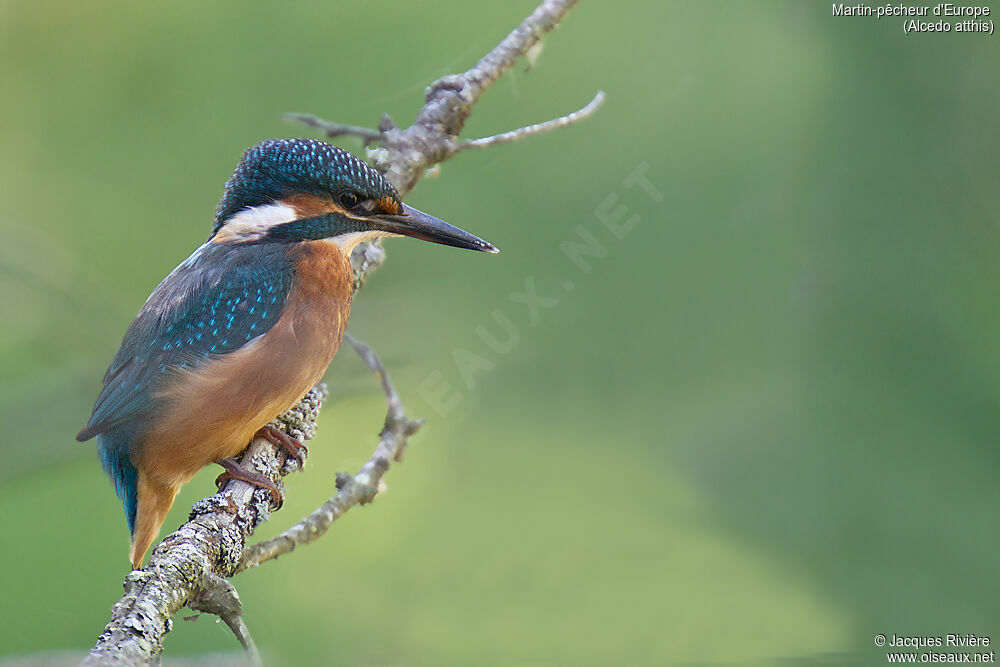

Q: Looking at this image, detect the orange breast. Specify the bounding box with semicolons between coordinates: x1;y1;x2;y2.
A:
138;241;354;489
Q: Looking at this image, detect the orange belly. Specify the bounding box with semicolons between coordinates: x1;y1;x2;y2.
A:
139;310;344;487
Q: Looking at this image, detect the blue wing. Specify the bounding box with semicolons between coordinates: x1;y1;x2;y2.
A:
77;241;296;441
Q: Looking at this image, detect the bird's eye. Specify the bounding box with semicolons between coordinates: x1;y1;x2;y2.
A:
339;192;360;209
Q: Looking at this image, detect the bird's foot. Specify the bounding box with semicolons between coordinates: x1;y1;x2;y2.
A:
215;458;283;509
257;424;308;468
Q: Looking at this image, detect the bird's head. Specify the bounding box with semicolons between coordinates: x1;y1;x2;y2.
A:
210;138;498;254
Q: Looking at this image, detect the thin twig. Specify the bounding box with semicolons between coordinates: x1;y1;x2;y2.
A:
282;112;382;143
186;573;262;666
343;333;403;423
237;335;423;572
457;90;605;151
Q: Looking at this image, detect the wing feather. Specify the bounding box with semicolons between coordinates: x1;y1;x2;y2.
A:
77;242;295;440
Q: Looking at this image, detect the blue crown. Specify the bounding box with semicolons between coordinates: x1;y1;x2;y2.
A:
213;138;398;235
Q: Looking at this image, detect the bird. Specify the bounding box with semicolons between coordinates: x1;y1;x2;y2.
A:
76;138;497;569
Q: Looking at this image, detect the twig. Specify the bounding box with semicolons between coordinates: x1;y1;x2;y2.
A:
186;573;261;666
237;335;423;572
457;90;605;151
281;112;382;143
343;333;405;427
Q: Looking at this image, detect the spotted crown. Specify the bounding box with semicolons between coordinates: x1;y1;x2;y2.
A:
213;138;399;235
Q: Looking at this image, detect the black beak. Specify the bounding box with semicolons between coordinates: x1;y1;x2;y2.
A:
374;203;499;253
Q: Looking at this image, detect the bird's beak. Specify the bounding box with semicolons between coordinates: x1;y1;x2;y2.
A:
374;203;499;253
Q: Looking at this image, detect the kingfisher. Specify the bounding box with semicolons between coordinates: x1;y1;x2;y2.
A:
77;138;497;569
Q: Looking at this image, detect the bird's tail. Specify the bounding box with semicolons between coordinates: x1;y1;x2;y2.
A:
97;430;139;533
129;471;179;569
97;429;178;569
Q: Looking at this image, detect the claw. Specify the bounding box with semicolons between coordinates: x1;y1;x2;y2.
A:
257;424;308;468
215;458;283;509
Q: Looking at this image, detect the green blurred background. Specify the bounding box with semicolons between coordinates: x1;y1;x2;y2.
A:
1;1;998;664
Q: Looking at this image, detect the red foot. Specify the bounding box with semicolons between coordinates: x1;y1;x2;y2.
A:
215;458;283;509
257;424;308;468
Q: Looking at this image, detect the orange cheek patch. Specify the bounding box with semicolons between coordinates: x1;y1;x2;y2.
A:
283;193;350;218
282;193;399;219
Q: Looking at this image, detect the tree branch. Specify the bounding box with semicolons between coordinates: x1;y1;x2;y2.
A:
86;0;597;662
83;386;327;665
372;0;582;195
